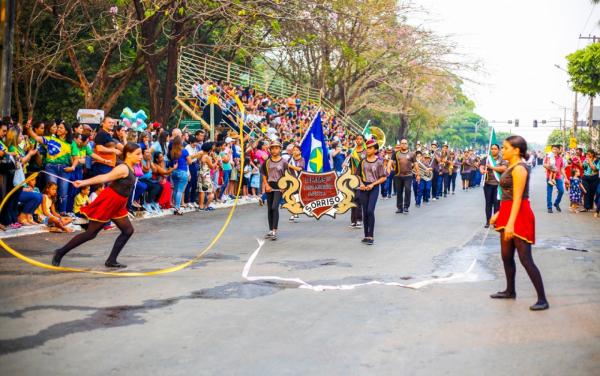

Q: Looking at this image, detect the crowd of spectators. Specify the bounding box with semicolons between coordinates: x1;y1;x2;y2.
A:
0;79;598;234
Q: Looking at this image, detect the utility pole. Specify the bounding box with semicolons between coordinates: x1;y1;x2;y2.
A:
573;92;578;136
0;0;16;117
579;35;598;147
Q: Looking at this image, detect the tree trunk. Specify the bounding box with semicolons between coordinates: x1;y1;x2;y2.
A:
397;112;409;141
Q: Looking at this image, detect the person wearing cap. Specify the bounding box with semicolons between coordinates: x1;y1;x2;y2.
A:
287;144;305;222
358;139;388;245
411;150;423;206
345;134;366;229
461;149;474;190
439;143;450;198
447;150;459;195
392;139;417;214
381;147;394;199
430;140;441;200
419;152;434;204
261;140;288;240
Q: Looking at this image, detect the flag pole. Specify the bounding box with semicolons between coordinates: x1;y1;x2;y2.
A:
299;107;321;145
362;119;371;135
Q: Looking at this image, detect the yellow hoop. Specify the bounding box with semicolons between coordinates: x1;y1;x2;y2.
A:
0;97;246;277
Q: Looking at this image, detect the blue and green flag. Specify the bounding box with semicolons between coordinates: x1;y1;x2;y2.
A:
301;111;331;173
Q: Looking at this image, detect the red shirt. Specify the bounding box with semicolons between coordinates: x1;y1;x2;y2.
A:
544;155;564;180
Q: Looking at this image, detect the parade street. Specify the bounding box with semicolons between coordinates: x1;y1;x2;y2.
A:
0;169;598;376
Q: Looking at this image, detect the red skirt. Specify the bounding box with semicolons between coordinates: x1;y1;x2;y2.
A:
495;199;535;244
80;187;129;223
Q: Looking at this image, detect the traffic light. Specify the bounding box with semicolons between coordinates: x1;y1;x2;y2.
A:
515;119;519;127
533;120;538;128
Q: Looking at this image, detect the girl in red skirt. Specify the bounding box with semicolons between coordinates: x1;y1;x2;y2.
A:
52;142;143;268
490;135;549;310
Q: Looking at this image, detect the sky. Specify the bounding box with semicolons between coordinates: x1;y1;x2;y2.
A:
411;0;600;143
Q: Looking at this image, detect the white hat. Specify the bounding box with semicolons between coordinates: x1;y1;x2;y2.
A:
225;137;233;143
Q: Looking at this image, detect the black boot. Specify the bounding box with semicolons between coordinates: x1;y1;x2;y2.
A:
105;261;127;268
490;291;516;299
52;250;65;267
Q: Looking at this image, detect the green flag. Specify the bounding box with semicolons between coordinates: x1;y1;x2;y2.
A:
363;120;372;140
487;127;502;199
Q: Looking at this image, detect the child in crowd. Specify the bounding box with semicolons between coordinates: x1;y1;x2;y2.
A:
250;159;260;197
243;157;252;197
73;185;91;217
36;183;73;233
546;150;557;186
568;168;586;212
89;185;104;203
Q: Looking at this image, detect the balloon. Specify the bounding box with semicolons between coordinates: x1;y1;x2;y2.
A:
120;107;148;132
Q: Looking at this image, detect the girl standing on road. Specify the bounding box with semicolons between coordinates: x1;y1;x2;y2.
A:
52;142;143;268
358;139;388;245
490;135;549;311
261;141;288;240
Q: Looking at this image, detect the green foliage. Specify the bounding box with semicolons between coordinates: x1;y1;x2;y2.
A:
566;43;600;96
546;128;591;148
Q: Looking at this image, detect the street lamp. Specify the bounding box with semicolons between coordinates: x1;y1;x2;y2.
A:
554;63;579;136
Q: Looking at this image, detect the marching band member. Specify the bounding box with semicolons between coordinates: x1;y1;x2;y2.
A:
412;150;423;207
358;139;388;245
480;143;507;228
419;152;434;204
261;141;288;240
440;143;450;197
347;134;366;229
288;144;305;222
392;139;417;214
447;150;458;195
430;141;442;200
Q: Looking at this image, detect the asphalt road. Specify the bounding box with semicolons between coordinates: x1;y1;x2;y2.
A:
0;168;598;376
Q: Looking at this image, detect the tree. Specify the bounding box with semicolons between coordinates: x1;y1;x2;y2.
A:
567;42;600;148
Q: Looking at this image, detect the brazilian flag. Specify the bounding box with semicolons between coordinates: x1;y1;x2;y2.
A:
300;111;331;173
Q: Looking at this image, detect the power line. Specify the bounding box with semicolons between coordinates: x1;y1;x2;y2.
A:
580;4;597;37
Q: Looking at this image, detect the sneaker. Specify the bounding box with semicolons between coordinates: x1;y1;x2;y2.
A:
396;209;403;214
415;204;420;208
366;239;374;245
403;208;409;214
547;208;553;213
265;232;274;239
271;233;278;241
554;204;562;213
361;238;369;243
348;223;357;229
289;216;296;222
355;222;363;229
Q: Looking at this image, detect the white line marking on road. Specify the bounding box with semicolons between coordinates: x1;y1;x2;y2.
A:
241;228;490;292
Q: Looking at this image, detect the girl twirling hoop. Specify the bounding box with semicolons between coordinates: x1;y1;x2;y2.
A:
52;143;143;268
490;136;549;311
358;139;388;245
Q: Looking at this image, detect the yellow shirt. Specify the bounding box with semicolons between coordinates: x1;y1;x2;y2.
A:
207;94;219;105
73;193;90;214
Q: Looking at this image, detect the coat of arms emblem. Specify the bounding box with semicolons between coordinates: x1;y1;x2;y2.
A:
278;169;359;219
